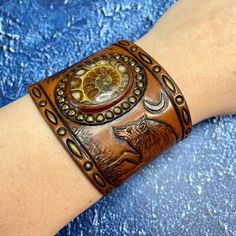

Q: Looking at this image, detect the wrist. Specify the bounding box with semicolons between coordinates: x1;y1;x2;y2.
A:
136;12;236;125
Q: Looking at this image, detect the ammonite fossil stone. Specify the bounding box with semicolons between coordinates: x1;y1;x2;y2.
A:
70;59;129;105
55;53;147;125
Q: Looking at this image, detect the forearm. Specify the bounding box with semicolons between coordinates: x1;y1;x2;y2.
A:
0;96;101;235
1;0;236;235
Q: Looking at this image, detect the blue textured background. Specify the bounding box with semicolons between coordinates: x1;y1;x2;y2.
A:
1;1;236;235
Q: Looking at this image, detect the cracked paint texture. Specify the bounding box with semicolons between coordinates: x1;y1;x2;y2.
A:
0;0;235;235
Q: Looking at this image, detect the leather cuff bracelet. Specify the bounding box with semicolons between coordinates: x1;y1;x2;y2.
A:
28;40;192;195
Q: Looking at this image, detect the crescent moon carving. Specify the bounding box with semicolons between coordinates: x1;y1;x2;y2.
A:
143;92;167;114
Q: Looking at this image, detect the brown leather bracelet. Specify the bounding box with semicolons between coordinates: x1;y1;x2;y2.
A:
28;40;192;195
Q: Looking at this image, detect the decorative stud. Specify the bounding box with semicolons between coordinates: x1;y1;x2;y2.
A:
105;111;114;119
57;89;64;96
57;96;65;103
136;74;143;81
57;127;66;136
62;104;69;111
175;95;184;105
114;106;122;115
134;89;141;96
86;115;94;123
96;114;105;122
58;82;65;88
39;100;47;107
128;96;137;104
153;65;161;73
76;113;84;121
114;54;120;60
121;101;130;110
122;56;129;62
68;109;76;117
130;46;137;51
137;81;144;88
129;60;136;66
134;66;141;73
83;162;93;172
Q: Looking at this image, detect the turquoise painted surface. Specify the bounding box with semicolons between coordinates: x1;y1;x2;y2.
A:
0;1;236;235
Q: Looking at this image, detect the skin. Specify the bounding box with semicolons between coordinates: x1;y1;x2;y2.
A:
0;0;236;235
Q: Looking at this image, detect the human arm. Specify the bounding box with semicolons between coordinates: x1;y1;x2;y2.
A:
0;0;236;235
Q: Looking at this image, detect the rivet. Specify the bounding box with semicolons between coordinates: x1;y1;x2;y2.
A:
134;89;141;96
175;95;184;105
153;65;161;73
67;109;76;117
62;104;69;111
76;113;84;121
121;101;130;110
96;114;105;122
105;111;114;119
57;89;64;96
114;54;120;59
122;56;129;62
58;82;65;88
134;66;141;73
83;162;93;172
86;115;94;123
114;106;122;115
57;127;66;136
39;100;47;107
128;96;137;104
129;60;136;66
57;96;65;103
137;81;144;88
136;74;143;80
130;46;137;51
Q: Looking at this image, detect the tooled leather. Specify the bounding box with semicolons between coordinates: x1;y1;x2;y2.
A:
28;40;192;195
